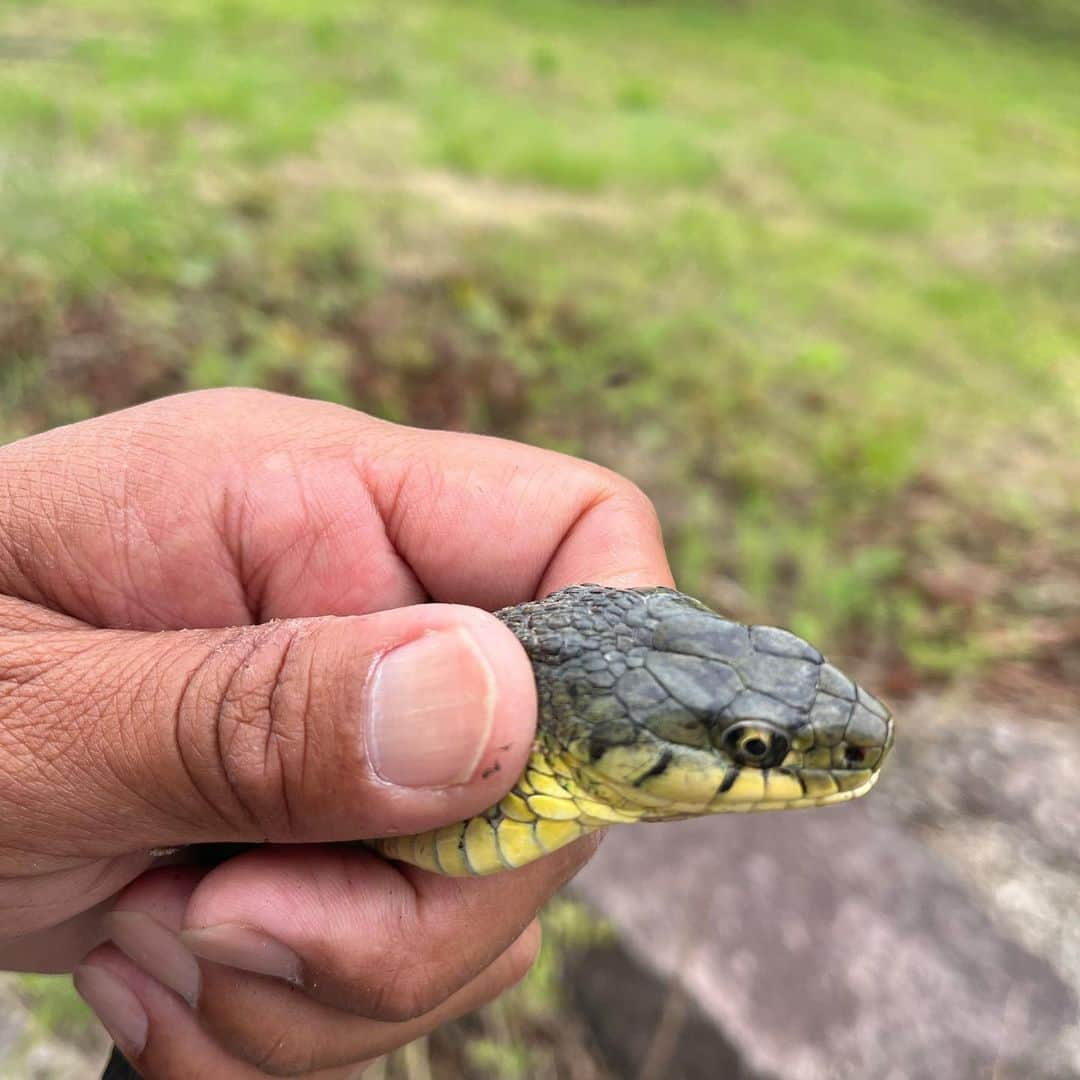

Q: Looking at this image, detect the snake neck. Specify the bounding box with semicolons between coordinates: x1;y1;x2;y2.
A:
524;733;666;823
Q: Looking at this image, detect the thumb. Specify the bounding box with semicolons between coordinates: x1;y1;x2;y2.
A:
0;606;536;860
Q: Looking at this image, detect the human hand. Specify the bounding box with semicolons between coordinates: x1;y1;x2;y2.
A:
0;389;672;1077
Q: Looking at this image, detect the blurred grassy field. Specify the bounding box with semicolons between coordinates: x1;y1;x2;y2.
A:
1;0;1078;1075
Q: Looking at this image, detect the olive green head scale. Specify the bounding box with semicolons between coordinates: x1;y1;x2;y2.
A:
501;585;894;820
373;585;894;876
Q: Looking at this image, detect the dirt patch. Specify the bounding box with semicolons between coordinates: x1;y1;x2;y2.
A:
938;217;1080;274
272;105;629;232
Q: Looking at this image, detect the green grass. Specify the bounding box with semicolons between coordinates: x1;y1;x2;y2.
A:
15;974;98;1041
1;0;1077;683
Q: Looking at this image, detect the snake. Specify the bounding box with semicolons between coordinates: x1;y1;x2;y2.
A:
103;584;893;1078
372;584;893;873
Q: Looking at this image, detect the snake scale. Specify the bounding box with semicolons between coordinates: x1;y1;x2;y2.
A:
103;584;893;1079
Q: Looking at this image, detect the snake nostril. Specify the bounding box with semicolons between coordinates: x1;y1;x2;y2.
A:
844;745;866;765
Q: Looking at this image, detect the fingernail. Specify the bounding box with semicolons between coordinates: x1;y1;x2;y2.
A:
73;965;148;1057
104;911;201;1007
180;924;303;984
365;628;496;787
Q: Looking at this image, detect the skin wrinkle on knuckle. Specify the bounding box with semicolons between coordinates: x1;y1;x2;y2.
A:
592;472;662;533
625;483;663;532
171;631;266;836
216;471;267;619
204;622;315;840
209;630;281;835
105;638;207;834
263;626;306;836
255;475;372;614
226;452;345;617
206;989;362;1080
205;991;321;1077
378;454;445;565
399;910;525;1017
346;931;464;1024
535;480;642;587
252;1027;319;1078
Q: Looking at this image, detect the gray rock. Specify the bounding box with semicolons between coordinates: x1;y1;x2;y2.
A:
572;798;1076;1079
881;695;1080;860
878;694;1080;1075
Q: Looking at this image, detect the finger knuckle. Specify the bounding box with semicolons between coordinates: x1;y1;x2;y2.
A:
569;453;658;519
255;1040;321;1077
176;385;283;415
224;1023;321;1076
198;983;322;1075
604;471;661;525
366;957;458;1022
186;622;318;838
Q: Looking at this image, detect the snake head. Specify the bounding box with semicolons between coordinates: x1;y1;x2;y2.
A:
518;585;894;817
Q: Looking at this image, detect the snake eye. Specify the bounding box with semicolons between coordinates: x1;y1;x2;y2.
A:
723;723;789;768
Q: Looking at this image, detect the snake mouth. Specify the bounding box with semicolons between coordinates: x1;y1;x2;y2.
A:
786;762;884;808
582;708;894;820
703;761;884;813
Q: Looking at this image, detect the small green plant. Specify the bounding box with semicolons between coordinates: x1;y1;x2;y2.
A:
529;43;560;78
16;974;97;1043
616;79;661;112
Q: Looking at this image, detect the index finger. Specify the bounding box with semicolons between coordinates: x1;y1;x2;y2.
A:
215;392;675;618
358;425;675;609
0;390;673;628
